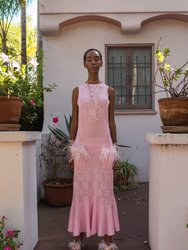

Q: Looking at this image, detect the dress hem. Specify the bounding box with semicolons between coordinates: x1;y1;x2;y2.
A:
68;229;120;238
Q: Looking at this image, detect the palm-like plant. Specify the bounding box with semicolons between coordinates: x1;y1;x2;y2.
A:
48;114;72;142
21;0;27;65
114;160;138;190
7;19;37;59
20;0;33;65
0;0;20;54
40;115;72;184
0;0;33;62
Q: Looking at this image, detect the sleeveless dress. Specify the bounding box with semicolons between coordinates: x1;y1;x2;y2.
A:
68;82;120;237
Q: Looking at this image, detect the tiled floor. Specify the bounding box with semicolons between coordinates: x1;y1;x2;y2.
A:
34;183;150;250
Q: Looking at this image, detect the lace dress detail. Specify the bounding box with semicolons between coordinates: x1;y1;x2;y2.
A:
68;83;120;237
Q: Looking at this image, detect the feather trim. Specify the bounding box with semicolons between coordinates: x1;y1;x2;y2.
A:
98;241;119;250
68;141;90;162
100;144;120;163
68;239;84;250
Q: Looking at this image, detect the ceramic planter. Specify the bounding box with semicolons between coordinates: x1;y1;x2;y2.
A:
158;97;188;133
0;96;23;131
42;178;73;206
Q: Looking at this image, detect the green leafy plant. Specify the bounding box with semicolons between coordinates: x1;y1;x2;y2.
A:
40;114;72;184
114;159;139;191
0;52;56;130
48;114;72;141
40;134;70;184
0;216;21;250
155;41;188;97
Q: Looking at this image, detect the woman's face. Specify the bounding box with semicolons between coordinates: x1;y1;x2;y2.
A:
84;50;103;73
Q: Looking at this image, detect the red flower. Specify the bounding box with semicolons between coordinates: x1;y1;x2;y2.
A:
3;247;12;250
53;116;59;123
6;229;15;237
29;98;35;106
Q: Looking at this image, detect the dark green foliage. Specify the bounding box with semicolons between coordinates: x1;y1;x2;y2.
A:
114;160;139;191
40;115;72;184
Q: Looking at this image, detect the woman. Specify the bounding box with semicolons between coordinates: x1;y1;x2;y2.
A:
68;48;120;250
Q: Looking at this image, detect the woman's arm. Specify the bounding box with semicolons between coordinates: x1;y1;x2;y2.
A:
70;87;79;141
108;87;117;144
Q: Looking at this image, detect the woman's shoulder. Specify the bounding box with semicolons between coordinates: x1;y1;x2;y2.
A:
106;84;115;97
78;82;87;88
103;83;114;91
72;83;85;91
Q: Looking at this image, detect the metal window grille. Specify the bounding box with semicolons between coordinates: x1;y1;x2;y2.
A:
107;46;153;110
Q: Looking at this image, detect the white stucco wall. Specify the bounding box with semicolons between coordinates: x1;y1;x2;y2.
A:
40;5;188;181
40;0;188;13
145;133;188;250
0;132;41;250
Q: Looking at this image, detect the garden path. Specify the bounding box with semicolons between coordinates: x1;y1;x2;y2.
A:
34;183;150;250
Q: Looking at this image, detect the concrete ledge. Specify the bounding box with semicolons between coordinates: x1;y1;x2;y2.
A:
0;131;41;142
145;132;188;145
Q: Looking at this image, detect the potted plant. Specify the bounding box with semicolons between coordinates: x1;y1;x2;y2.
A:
0;53;56;131
155;42;188;133
114;159;138;191
40;115;73;206
0;216;21;249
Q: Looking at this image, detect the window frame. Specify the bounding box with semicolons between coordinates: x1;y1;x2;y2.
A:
105;43;155;113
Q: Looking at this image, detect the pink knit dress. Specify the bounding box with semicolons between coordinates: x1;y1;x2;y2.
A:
68;82;120;237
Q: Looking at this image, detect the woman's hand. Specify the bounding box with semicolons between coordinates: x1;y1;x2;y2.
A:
68;159;74;170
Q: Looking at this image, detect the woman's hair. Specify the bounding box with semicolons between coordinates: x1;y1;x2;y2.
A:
83;48;102;62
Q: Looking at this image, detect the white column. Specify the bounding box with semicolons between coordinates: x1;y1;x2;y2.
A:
0;132;41;250
145;132;188;250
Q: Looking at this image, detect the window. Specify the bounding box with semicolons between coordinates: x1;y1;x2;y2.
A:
106;45;153;110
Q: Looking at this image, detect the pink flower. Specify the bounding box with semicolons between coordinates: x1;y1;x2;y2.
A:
29;98;35;106
6;229;15;237
3;247;11;250
53;116;59;123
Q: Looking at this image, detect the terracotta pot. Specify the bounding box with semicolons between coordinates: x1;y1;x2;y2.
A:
42;178;73;207
0;96;23;130
158;97;188;126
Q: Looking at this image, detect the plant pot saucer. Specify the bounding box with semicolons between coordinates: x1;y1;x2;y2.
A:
0;124;21;131
161;126;188;133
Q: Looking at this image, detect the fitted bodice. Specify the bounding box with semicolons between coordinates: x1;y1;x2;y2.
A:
76;83;111;143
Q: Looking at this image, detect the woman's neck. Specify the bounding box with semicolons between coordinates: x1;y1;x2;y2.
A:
86;77;101;84
86;70;102;84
